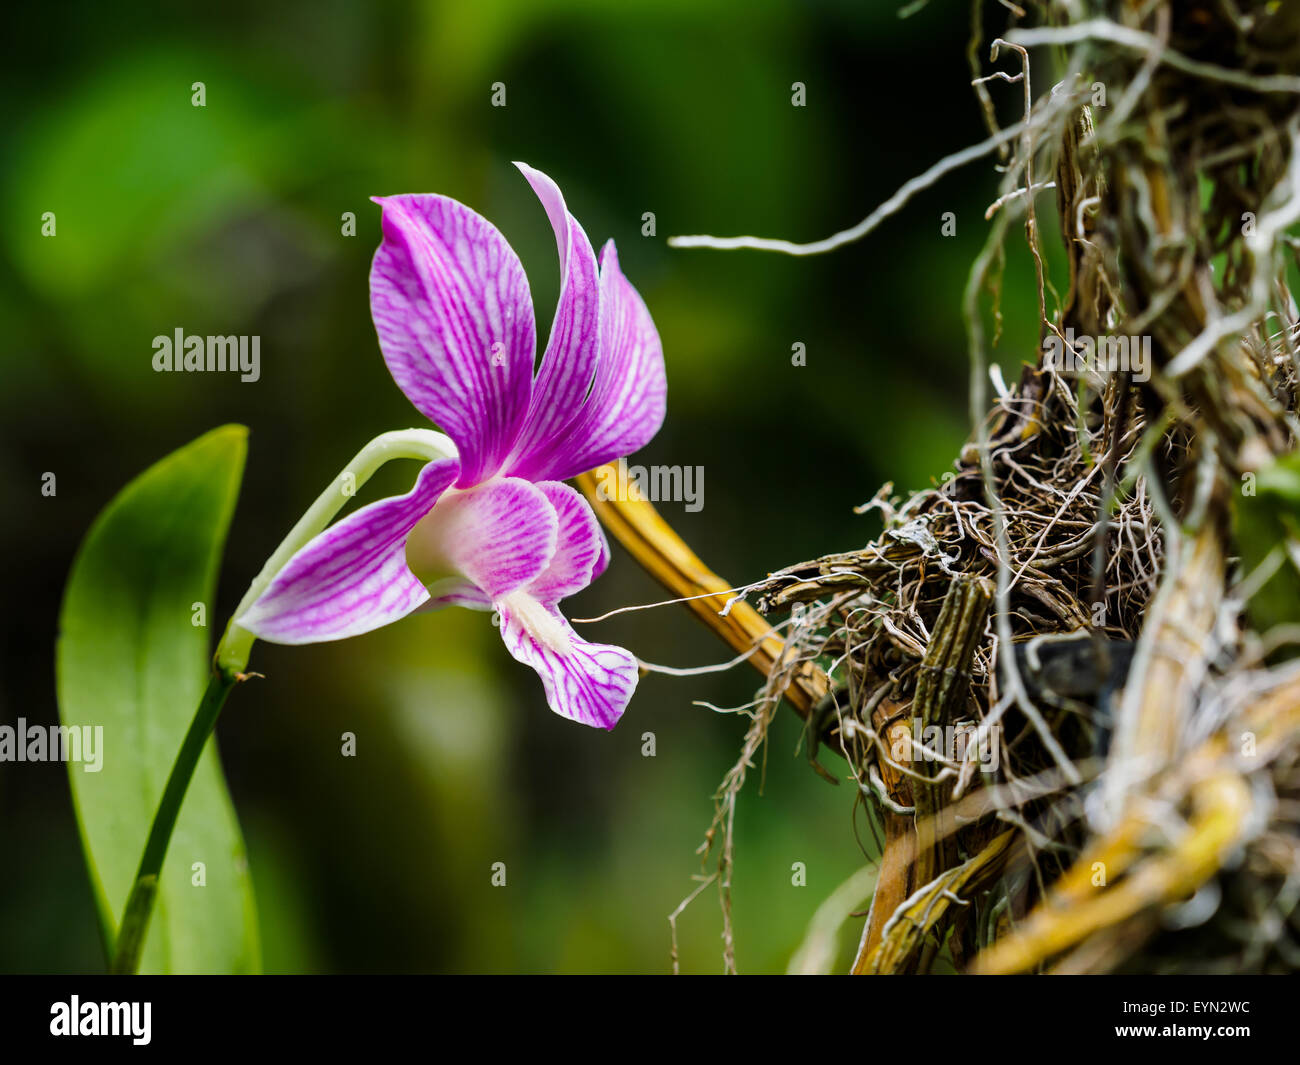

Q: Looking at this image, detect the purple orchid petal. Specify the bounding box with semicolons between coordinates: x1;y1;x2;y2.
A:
405;477;558;602
504;164;603;479
509;240;666;483
420;578;493;612
239;458;459;643
526;481;610;604
370;194;536;486
499;603;639;729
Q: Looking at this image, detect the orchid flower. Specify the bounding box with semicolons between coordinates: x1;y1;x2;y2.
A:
236;163;666;729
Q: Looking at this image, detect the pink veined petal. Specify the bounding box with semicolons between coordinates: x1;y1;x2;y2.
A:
239;458;459;644
419;578;493;612
370;193;536;486
513;240;667;483
405;476;558;602
504;164;603;479
526;481;610;605
499;604;639;730
591;538;610;582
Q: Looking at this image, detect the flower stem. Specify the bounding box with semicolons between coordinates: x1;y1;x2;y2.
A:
110;665;238;974
113;427;457;973
216;428;456;673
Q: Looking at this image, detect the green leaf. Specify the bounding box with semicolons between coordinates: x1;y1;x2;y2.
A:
56;425;260;973
1235;448;1300;646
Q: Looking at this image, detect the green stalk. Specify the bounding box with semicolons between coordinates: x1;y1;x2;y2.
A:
112;427;457;973
110;667;237;974
216;428;457;673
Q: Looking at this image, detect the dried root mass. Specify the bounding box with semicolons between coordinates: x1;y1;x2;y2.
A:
697;0;1300;975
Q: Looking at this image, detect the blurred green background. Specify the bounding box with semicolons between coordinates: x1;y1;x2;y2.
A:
1;0;1045;973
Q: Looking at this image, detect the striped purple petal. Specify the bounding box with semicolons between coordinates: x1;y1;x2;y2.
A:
499;603;639;729
239;457;459;643
507;240;666;483
404;477;557;602
504;164;602;480
526;481;609;605
420;578;492;612
370;194;536;486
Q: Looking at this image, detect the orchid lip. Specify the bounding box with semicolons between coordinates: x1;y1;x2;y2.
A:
499;591;573;656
